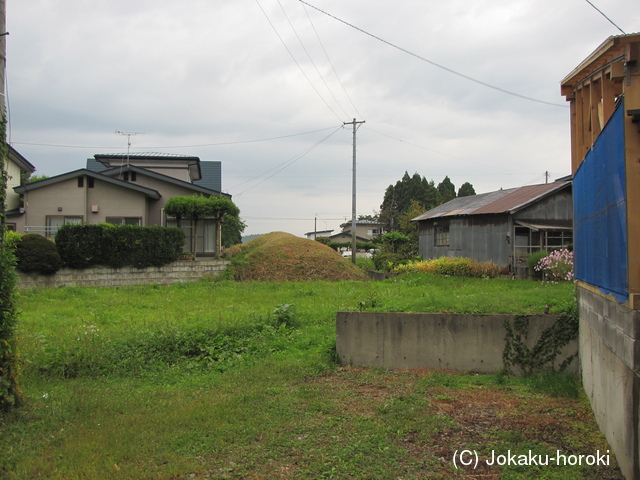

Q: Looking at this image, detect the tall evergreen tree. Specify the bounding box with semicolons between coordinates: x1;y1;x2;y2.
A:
379;172;441;233
437;176;456;204
457;182;476;197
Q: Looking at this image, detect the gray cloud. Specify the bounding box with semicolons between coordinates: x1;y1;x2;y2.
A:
6;0;638;235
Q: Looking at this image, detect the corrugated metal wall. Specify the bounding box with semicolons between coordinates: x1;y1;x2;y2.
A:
573;101;628;302
418;215;512;267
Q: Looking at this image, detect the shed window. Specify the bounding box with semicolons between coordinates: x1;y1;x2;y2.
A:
434;225;450;246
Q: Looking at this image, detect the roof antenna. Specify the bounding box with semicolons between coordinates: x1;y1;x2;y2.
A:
115;130;144;167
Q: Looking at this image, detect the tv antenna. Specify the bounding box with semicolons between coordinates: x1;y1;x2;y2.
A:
115;130;144;166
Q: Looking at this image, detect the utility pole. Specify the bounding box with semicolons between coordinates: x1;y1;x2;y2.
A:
545;171;550;184
344;118;365;264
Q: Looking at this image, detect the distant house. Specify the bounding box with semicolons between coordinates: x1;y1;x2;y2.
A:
328;220;383;243
4;145;36;231
14;153;230;256
412;181;573;276
304;229;333;240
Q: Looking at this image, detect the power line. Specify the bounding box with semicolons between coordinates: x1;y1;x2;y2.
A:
300;1;364;120
584;0;625;34
231;126;342;196
276;0;351;119
299;0;568;109
11;126;341;150
364;126;522;173
254;0;344;123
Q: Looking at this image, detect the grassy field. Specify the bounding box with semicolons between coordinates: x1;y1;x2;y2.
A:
0;274;623;479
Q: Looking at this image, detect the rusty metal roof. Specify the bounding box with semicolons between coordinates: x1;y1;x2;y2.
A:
412;181;571;221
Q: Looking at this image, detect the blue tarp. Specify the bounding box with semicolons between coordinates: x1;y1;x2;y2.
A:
573;101;628;302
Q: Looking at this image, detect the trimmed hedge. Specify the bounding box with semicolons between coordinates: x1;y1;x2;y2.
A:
56;224;185;269
15;234;63;274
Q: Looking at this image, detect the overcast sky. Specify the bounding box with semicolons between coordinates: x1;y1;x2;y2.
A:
5;1;639;236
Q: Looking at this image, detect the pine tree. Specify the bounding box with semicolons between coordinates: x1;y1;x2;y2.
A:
457;182;476;197
437;176;456;204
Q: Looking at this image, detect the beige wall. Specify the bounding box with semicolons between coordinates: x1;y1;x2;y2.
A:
5;158;23;211
131;172;218;225
22;176;149;232
86;179;148;224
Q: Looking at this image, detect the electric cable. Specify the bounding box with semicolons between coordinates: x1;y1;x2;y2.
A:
254;0;344;123
584;0;625;34
299;0;568;109
276;0;351;119
302;2;364;120
231;125;342;195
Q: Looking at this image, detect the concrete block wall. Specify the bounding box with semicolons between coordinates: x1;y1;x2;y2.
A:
16;259;229;289
578;285;639;480
336;311;578;375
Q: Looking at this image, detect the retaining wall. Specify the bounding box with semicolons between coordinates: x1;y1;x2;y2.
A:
336;311;578;375
577;285;639;480
16;259;230;289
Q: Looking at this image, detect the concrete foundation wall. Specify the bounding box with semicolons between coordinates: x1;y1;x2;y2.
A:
16;259;229;289
578;285;639;480
336;311;578;375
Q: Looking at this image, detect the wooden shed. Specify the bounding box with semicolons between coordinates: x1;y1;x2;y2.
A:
412;180;572;276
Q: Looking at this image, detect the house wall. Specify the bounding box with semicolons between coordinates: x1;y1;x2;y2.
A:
513;188;573;225
145;167;190;182
418;214;512;267
5;158;23;211
129;172;215;226
22;176;148;230
86;179;149;224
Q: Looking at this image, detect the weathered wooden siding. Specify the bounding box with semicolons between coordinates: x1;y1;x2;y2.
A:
418;214;512;267
513;188;573;225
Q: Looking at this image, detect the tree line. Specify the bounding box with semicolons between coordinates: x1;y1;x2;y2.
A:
378;172;475;234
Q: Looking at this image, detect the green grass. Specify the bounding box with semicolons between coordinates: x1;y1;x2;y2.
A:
0;274;622;479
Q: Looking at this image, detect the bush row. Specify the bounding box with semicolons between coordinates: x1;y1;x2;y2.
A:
11;224;186;274
393;256;501;278
56;224;185;269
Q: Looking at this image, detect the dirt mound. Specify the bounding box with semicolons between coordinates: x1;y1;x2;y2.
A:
231;232;368;282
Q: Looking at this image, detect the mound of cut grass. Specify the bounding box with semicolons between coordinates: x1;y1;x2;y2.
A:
227;232;368;281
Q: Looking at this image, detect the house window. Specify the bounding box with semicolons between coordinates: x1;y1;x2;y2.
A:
88;177;94;188
106;217;142;226
434;224;450;246
78;177;84;188
46;216;83;238
6;223;16;232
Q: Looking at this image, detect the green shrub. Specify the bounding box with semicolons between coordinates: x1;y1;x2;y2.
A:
3;231;21;252
526;250;548;279
393;257;500;278
56;224;185;269
55;224;105;268
372;251;406;272
0;236;20;411
15;233;63;274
